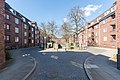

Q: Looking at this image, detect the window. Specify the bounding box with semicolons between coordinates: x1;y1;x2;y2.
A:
35;30;37;34
6;24;10;30
103;36;107;41
6;14;10;20
103;19;106;24
32;40;34;43
15;37;19;42
22;17;26;22
24;24;27;29
6;35;10;41
103;28;107;33
96;32;98;36
15;18;19;24
37;40;39;43
112;35;116;40
24;32;27;36
32;34;34;37
15;27;19;33
111;14;115;19
96;39;98;43
24;39;27;44
92;32;94;38
32;28;34;31
95;25;98;29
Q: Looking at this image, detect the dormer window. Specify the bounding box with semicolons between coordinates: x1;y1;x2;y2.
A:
103;18;106;24
111;14;115;19
22;17;26;22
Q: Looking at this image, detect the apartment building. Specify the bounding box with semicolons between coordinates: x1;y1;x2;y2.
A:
78;1;120;49
4;2;40;49
78;27;87;48
0;0;5;69
69;34;75;43
32;22;40;46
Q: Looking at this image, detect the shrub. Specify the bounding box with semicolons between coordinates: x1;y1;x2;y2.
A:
5;51;12;60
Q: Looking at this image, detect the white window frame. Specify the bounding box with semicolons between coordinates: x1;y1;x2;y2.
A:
15;37;19;42
15;18;19;24
96;32;98;36
6;24;10;30
96;25;98;29
6;35;10;41
15;27;19;33
32;40;34;43
32;28;34;31
24;24;27;29
103;36;107;41
24;32;27;36
103;28;107;33
32;34;34;38
24;39;27;44
103;19;106;24
6;14;10;20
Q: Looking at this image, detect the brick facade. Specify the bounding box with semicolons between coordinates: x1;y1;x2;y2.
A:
0;0;5;69
4;2;40;49
32;22;40;46
78;1;120;49
116;0;120;48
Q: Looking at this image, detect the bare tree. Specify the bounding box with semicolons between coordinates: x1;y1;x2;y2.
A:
68;5;86;35
40;22;48;37
68;5;86;47
47;20;57;35
61;22;73;42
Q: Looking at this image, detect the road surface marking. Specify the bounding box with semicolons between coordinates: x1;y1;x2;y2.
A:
42;53;47;55
86;64;99;69
70;61;83;68
51;55;58;59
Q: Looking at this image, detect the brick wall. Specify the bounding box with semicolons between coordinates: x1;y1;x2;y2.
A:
0;0;5;69
116;0;120;48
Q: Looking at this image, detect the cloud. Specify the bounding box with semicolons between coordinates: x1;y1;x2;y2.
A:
82;4;102;17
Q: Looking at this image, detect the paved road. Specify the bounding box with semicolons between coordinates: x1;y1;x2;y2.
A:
24;48;92;80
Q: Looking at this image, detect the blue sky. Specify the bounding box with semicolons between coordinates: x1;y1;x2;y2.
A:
6;0;115;25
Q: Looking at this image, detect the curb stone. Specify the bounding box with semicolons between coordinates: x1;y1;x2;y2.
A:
22;57;37;80
84;56;95;80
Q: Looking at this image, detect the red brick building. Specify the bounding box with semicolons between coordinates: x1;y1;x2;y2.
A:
69;34;75;43
116;0;120;48
78;27;87;48
0;0;5;69
4;2;40;49
78;1;120;49
32;22;40;46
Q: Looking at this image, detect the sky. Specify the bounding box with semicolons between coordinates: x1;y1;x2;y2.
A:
6;0;115;26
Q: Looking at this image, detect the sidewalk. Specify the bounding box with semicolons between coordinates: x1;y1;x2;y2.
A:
40;48;87;52
84;47;120;80
0;49;36;80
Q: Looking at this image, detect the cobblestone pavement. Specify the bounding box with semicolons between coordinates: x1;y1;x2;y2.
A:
24;48;92;80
